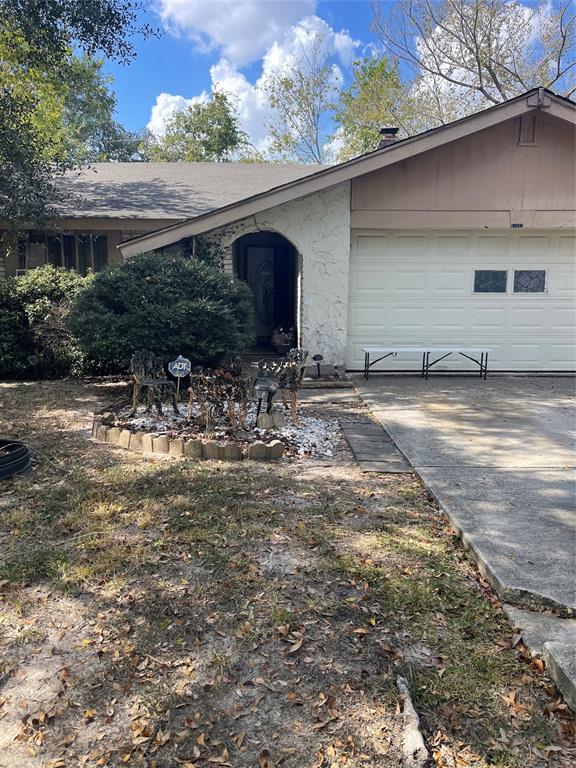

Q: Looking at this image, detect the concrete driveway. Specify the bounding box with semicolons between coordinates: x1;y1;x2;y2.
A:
354;375;576;704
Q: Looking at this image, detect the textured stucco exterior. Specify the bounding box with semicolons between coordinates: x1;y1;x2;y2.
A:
203;182;351;365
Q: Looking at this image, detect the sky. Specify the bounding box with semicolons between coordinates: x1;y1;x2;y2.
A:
104;0;383;149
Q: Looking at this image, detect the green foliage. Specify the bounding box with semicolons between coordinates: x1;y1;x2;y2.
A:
0;267;88;379
193;236;227;269
334;57;403;160
0;88;59;228
2;0;149;69
10;266;88;377
1;41;143;167
148;92;248;162
0;279;35;379
0;0;149;226
13;265;87;325
39;56;144;164
69;253;255;372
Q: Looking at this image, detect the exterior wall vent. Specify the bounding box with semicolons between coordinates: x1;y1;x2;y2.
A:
518;113;537;146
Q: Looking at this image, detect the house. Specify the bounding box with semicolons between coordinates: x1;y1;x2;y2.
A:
5;88;576;372
0;162;323;278
118;88;575;372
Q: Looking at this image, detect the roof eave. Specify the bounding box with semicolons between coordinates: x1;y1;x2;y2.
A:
118;89;575;258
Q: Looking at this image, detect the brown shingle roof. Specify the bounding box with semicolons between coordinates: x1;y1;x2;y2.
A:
55;162;326;220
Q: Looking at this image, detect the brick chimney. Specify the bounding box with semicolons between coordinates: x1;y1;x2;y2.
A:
377;127;399;149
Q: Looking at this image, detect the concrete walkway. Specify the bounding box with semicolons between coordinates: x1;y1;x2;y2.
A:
341;418;411;473
354;375;576;705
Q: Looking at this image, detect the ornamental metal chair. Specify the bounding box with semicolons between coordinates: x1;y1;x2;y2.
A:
129;350;180;417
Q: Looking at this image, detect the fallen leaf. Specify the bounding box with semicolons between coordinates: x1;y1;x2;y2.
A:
286;637;303;654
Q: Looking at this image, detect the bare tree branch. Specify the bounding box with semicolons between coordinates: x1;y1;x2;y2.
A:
371;0;576;124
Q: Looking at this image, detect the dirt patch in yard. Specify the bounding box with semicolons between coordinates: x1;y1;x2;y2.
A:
0;379;574;768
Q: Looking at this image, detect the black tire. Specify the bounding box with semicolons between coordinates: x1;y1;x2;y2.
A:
0;439;31;480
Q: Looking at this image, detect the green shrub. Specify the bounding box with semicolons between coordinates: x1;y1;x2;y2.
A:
0;266;88;379
0;279;36;379
69;253;255;372
13;266;87;326
13;266;87;377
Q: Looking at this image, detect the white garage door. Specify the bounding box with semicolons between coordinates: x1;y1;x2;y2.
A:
347;230;576;371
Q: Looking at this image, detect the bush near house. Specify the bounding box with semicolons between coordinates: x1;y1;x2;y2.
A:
0;267;87;379
13;266;87;376
69;252;255;372
0;280;36;378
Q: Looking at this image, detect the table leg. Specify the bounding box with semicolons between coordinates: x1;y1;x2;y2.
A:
484;352;488;380
364;352;369;380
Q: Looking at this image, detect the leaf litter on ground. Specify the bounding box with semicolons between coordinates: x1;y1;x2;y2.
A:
0;379;574;768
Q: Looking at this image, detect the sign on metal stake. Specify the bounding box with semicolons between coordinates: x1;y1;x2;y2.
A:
168;355;192;399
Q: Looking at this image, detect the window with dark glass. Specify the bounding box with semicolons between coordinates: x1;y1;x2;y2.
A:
17;238;26;271
63;234;76;269
77;235;91;275
47;235;62;267
27;233;47;268
93;234;108;272
513;270;546;293
473;270;507;293
19;231;109;273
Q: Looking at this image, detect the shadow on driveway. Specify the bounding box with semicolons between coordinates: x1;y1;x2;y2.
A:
354;375;576;614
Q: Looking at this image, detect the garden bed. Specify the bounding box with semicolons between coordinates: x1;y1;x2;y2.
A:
92;401;340;461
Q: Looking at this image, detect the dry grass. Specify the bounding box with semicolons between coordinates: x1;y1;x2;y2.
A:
0;379;574;768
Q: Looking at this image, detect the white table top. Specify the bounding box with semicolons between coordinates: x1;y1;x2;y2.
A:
362;346;492;354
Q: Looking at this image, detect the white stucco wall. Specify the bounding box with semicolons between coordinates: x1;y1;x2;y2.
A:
204;182;351;365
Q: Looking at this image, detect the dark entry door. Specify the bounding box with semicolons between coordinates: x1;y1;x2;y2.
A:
246;245;275;340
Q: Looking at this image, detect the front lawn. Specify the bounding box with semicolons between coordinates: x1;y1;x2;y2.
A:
0;380;573;767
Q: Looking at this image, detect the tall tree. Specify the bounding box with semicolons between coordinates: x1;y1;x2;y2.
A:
372;0;576;125
148;91;248;162
1;0;151;68
46;56;144;163
0;88;58;227
261;33;340;164
2;50;143;165
334;56;403;160
0;0;150;230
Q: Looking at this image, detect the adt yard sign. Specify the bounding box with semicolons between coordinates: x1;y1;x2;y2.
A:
168;355;191;397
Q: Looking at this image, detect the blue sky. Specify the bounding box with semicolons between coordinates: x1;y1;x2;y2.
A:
105;1;382;143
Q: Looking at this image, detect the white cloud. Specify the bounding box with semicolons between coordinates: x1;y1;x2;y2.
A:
217;15;357;149
261;14;354;74
147;91;208;135
147;14;359;149
209;58;271;147
157;0;316;65
333;30;358;66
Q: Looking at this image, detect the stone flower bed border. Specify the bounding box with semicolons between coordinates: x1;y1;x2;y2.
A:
91;416;284;461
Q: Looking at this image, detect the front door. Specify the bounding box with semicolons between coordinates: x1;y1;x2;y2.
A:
246;246;275;341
